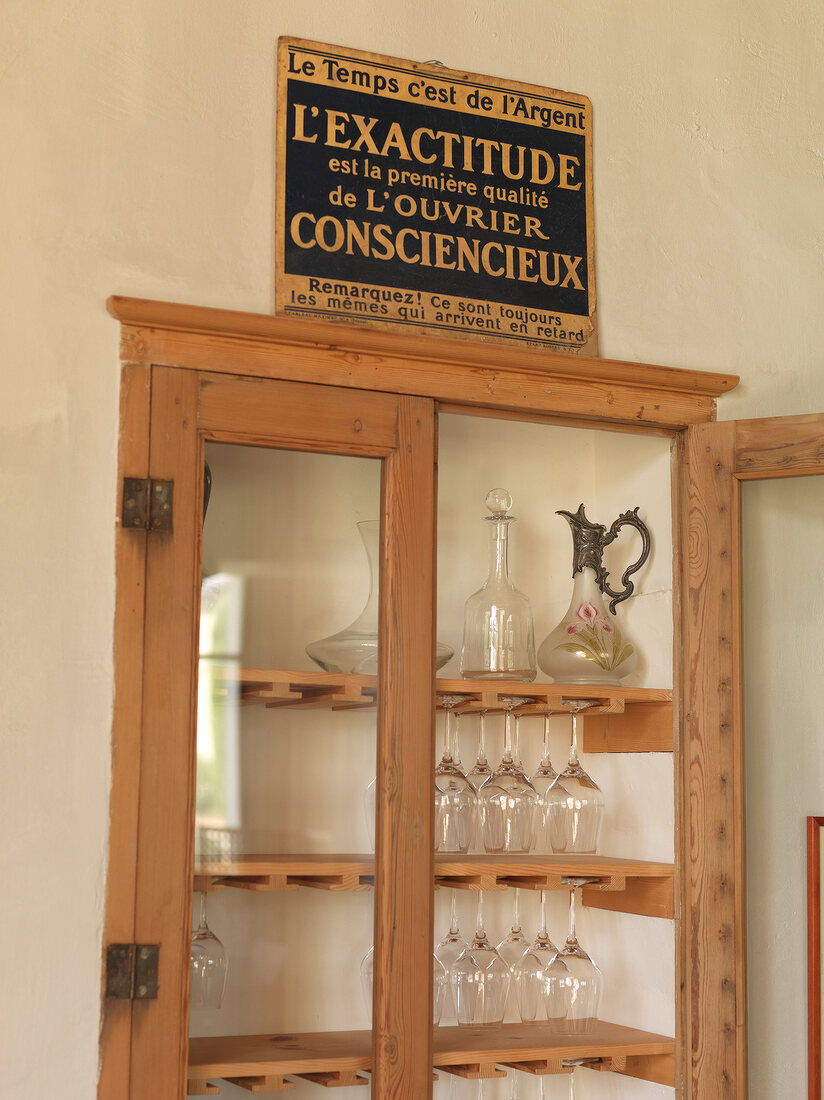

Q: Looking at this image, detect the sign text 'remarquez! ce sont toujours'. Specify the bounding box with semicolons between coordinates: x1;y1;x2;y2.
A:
276;39;596;352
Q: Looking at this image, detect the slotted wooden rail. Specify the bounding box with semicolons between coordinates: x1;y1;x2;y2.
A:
211;669;674;752
187;1021;676;1093
193;853;673;919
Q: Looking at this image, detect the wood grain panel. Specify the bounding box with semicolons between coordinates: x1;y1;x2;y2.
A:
808;816;823;1100
372;395;437;1099
198;372;398;456
683;421;743;1098
583;702;674;752
129;367;202;1100
735;413;824;479
188;1020;675;1079
98;362;151;1100
671;429;688;1099
121;324;717;430
107;295;738;396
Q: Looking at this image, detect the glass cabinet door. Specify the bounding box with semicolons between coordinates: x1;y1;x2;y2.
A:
126;369;436;1100
190;444;382;1085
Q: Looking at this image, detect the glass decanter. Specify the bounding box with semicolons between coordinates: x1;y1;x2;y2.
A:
460;489;536;681
307;519;454;673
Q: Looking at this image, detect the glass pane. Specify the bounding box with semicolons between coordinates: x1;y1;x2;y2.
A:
190;442;381;1095
744;476;824;1099
433;413;675;1080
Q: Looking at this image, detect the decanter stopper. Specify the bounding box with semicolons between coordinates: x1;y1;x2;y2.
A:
460;488;536;681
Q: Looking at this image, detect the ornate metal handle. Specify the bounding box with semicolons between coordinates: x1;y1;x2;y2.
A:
600;508;651;613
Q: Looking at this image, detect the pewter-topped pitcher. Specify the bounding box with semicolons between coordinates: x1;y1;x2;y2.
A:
537;504;651;685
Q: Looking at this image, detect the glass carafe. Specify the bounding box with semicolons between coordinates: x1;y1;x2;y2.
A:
307;519;454;673
460;489;536;681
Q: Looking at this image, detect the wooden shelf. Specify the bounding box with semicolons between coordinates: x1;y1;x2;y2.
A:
194;853;673;918
212;668;674;752
188;1021;676;1092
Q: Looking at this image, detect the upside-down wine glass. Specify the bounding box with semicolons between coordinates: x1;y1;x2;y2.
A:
505;1068;522;1099
451;892;511;1025
529;710;565;853
512;890;562;1022
546;878;602;1032
190;892;228;1009
496;888;529;1016
496;888;529;971
562;1057;601;1098
548;700;604;854
478;697;538;853
466;708;493;851
360;945;447;1025
364;775;376;851
435;694;477;854
510;706;528;776
435;890;468;1022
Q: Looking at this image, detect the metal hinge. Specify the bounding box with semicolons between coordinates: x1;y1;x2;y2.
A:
122;477;173;532
105;943;160;1000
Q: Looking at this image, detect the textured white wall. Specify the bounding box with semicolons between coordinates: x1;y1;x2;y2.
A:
1;1;822;1096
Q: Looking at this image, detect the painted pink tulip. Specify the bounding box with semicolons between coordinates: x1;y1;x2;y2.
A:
598;619;614;633
566;621;584;634
576;601;600;624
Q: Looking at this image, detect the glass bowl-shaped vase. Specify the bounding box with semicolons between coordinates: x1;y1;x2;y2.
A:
306;520;453;673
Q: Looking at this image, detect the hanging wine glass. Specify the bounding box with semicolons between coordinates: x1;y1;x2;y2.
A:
451;892;511;1025
478;697;538;854
361;944;447;1026
548;701;604;854
562;1058;600;1098
364;775;376;851
434;695;478;854
359;944;373;1015
546;879;602;1031
466;708;493;851
529;710;566;854
190;892;228;1009
496;888;529;972
505;1068;522;1099
433;954;448;1026
512;890;562;1022
510;707;529;777
467;708;493;789
435;890;469;1022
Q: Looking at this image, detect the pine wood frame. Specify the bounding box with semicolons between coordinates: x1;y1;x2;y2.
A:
682;414;824;1099
99;295;824;1098
808;816;824;1100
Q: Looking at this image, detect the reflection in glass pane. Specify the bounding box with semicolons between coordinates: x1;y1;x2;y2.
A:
190;442;381;1095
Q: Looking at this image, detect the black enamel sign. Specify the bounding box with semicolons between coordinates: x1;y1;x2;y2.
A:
276;39;596;353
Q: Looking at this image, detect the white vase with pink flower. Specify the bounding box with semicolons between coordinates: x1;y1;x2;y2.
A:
537;504;651;685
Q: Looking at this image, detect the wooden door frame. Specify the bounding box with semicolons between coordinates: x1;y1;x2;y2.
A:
682;412;824;1099
100;366;437;1100
100;299;748;1100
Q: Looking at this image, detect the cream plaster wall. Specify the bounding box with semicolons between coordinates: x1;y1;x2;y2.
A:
1;1;822;1097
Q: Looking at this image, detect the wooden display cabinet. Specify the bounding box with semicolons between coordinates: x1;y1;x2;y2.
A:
98;297;824;1099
